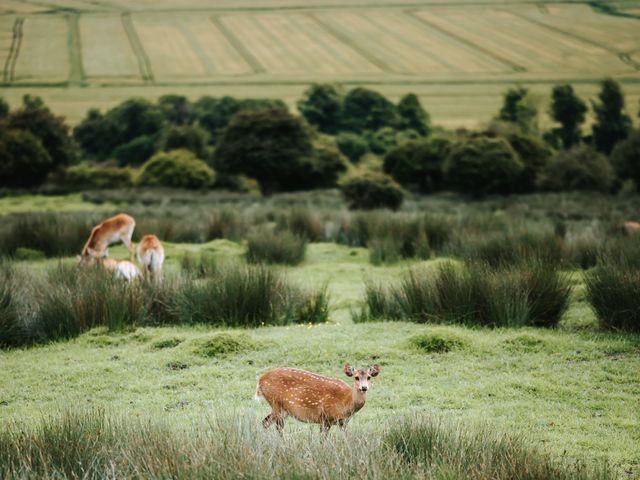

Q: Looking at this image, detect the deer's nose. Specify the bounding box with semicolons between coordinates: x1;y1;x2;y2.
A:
360;386;368;392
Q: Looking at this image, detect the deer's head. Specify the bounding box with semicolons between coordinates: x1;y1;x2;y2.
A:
344;363;380;393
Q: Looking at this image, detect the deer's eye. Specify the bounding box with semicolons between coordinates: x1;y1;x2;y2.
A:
354;376;359;380
367;376;371;380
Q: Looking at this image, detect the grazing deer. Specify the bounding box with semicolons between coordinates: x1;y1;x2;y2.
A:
78;213;136;266
623;221;640;234
102;259;142;282
255;363;380;434
137;234;165;282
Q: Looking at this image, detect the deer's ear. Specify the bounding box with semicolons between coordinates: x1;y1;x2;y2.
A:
368;364;380;377
343;363;354;377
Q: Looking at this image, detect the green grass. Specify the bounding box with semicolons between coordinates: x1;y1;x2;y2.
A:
0;243;638;476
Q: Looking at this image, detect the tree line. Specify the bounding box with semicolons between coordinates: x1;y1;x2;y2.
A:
0;79;638;208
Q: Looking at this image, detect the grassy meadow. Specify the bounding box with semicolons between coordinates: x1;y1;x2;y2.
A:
1;0;640;127
0;190;639;478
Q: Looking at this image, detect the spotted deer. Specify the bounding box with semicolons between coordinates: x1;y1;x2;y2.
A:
102;259;142;282
137;234;165;282
255;363;380;434
77;213;136;266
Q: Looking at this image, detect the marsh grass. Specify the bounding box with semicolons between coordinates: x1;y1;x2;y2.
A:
180;252;218;278
246;230;307;265
586;254;640;332
356;261;571;327
0;410;612;480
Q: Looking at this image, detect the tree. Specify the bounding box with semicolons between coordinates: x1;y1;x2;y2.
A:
397;93;430;135
443;136;523;197
158;94;193;125
108;98;165;145
0;128;53;188
498;86;538;133
113;135;157;167
297;84;343;134
336;132;368;162
548;85;587;149
383;136;452;192
537;146;614;192
8;95;76;168
160;124;209;159
611;130;640;186
0;97;9;119
341;88;399;132
592;78;632;154
73;109;119;160
506;132;553;192
213;108;314;192
138;150;215;189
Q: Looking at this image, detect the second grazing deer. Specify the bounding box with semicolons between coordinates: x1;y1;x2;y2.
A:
77;213;136;266
255;363;380;433
137;234;165;282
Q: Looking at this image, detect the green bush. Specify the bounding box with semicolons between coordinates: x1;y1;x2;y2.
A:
341;87;399;132
443;136;523;197
340;172;404;210
138;149;215;189
506;132;553;192
383;137;452;192
296;83;343;134
586;255;640;332
246;230;307;265
536;146;614;192
356;261;571;328
0;128;53;188
611;130;640;186
336;132;368;162
160;124;209;159
113;135;157;167
62;163;134;190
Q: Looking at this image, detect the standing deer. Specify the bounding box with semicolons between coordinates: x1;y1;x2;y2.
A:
255;363;380;434
102;258;142;282
137;234;165;282
77;213;136;266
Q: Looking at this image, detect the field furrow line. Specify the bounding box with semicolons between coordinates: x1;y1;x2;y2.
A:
177;22;214;76
210;15;265;74
121;12;154;83
3;17;23;84
407;9;526;73
66;13;85;85
504;8;640;71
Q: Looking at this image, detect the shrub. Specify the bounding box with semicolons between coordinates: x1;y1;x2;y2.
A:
336;132;368;162
536;146;614;192
246;230;307;265
340;172;404;210
172;264;328;327
160;124;209;159
113;135;157;167
397;93;430;135
443;136;523;197
193;333;257;357
206;209;248;241
138;149;215;189
506;132;553;192
383;137;452;192
611;130;640;186
0;128;53;188
366;127;400;155
356;261;571;328
276;208;324;241
296;83;343;134
586;255;640;332
62;163;134;190
341;87;399;132
212;107;314;192
180;252;217;278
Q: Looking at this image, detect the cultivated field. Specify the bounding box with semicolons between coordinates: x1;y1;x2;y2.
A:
1;0;639;126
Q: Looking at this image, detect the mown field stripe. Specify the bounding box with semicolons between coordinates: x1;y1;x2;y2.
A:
210;15;265;74
66;13;85;86
121;12;154;83
177;21;214;76
308;14;393;73
407;9;526;73
3;17;23;84
504;8;640;71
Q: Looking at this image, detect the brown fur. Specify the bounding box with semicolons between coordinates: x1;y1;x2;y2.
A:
257;364;380;433
80;213;135;261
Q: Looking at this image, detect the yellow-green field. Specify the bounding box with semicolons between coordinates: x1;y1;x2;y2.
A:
1;0;639;127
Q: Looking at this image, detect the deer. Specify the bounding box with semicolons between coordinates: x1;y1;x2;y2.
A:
101;258;142;282
623;221;640;235
255;363;380;434
137;234;165;282
77;213;136;267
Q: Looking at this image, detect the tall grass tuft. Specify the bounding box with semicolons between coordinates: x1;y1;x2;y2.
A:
356;261;571;327
586;254;640;332
246;230;307;265
180;252;218;278
276;208;324;241
0;410;612;480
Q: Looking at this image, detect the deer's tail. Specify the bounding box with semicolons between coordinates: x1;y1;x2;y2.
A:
254;380;263;402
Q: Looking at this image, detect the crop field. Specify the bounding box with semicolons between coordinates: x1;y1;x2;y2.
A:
1;0;639;126
0;190;639;479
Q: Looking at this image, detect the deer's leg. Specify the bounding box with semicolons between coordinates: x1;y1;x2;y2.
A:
320;420;332;435
122;233;134;261
263;410;285;434
338;419;349;431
